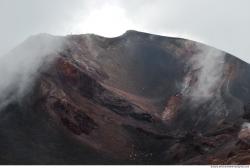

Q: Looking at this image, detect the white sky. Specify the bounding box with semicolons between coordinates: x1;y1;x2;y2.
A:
0;0;250;62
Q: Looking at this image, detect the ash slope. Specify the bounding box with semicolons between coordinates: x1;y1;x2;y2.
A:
1;30;250;164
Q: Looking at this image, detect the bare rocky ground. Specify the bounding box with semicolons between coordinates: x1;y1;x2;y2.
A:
1;30;250;164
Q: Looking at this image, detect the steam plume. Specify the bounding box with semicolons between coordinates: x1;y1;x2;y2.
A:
0;34;65;109
182;44;226;103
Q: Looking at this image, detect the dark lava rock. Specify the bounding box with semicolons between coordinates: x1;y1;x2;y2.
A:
0;30;250;164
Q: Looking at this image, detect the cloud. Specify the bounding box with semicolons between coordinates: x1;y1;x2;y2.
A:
0;0;250;62
0;0;87;56
118;0;250;62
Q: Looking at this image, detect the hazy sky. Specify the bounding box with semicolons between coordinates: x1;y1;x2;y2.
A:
0;0;250;62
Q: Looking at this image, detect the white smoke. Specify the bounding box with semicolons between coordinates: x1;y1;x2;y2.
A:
238;122;250;144
242;122;250;129
182;44;226;103
0;33;66;109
